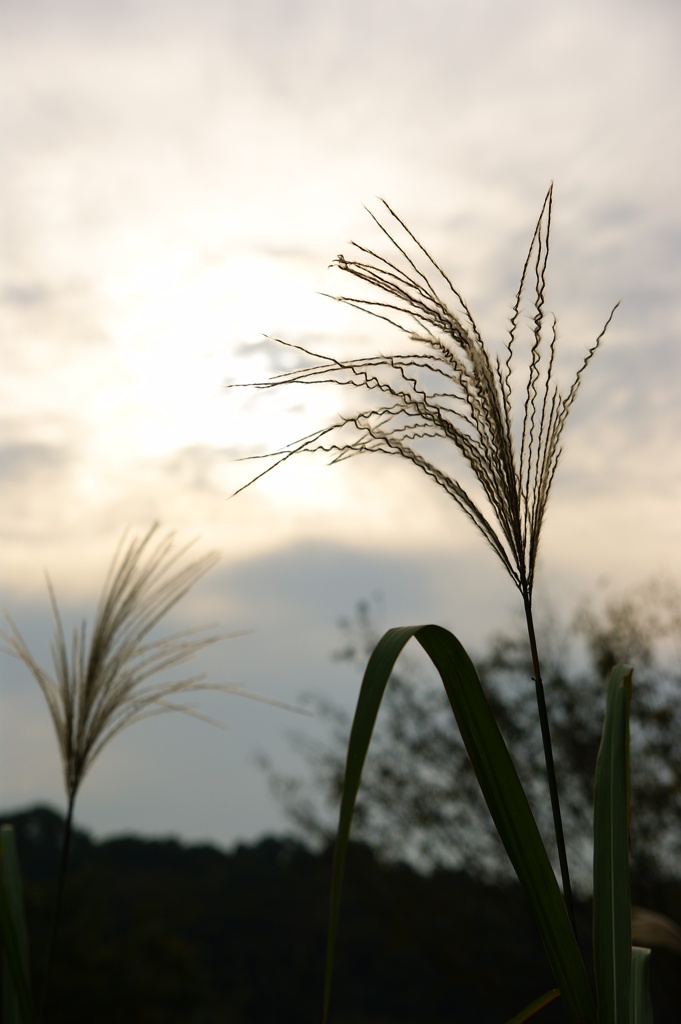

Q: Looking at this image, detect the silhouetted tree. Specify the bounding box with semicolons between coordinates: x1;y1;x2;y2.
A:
266;580;681;891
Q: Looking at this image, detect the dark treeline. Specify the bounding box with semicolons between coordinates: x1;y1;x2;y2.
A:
2;805;681;1024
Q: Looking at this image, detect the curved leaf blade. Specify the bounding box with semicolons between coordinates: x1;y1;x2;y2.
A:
324;624;596;1024
324;626;414;1022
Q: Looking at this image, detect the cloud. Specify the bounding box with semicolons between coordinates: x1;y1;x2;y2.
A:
1;283;52;307
1;0;679;850
0;439;71;482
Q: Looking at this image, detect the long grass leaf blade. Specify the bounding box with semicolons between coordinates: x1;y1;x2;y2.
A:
592;664;633;1024
630;947;653;1024
324;626;414;1022
324;625;596;1024
505;988;560;1024
0;826;37;1024
414;625;595;1024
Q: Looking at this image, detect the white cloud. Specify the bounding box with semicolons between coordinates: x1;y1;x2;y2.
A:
1;0;679;848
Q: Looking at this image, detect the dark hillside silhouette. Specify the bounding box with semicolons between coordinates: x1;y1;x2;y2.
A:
2;805;681;1023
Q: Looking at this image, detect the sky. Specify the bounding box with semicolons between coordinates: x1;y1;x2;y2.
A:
1;0;680;852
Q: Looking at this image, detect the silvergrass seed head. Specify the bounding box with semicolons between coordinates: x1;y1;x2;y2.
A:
232;186;618;607
1;523;230;804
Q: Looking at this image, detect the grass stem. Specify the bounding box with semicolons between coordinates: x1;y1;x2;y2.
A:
522;588;576;934
39;791;76;1021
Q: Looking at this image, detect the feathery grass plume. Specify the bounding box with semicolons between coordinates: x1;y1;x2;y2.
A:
0;524;229;807
0;522;244;1015
233;186;618;928
236;185;615;606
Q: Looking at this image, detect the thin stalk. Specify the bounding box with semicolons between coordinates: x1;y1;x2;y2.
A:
39;789;76;1022
522;587;576;934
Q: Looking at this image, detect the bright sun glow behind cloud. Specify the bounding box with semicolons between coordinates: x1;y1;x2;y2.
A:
105;246;346;457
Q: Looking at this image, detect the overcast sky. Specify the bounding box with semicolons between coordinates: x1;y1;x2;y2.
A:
1;0;680;851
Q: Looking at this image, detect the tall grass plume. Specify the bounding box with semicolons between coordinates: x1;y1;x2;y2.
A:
232;185;619;926
1;522;249;1014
